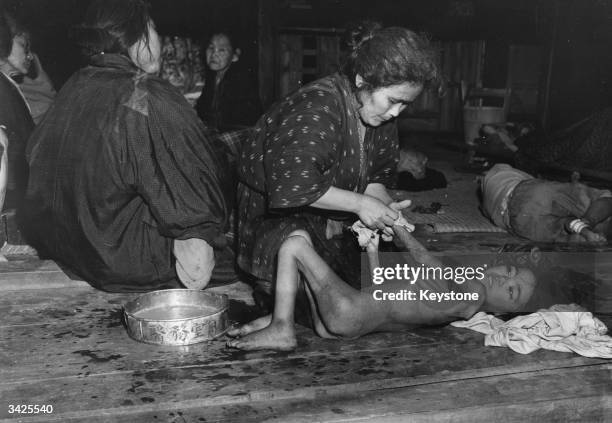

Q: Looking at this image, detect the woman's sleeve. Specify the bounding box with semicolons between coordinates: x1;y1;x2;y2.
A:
367;122;399;188
264;88;342;209
125;79;230;248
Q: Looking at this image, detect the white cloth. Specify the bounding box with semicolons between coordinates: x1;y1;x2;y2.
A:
451;304;612;358
351;212;415;248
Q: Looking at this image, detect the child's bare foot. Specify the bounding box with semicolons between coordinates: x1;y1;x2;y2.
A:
226;320;297;351
226;314;272;338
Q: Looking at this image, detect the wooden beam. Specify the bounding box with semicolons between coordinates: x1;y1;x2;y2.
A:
258;0;280;107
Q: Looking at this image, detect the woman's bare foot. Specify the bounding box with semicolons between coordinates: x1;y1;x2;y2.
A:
226;320;297;351
226;314;272;338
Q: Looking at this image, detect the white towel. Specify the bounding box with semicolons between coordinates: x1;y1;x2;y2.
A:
451;304;612;358
351;212;415;248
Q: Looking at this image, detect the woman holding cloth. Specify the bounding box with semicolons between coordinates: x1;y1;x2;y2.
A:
237;22;440;298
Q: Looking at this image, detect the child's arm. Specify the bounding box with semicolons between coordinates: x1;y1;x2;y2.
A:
365;231;381;278
393;225;443;268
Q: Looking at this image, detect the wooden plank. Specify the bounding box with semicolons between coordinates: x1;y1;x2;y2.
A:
2;299;608;420
278;34;303;97
0;258;80;290
317;35;340;77
2;285;604;377
1;363;609;422
258;0;280;107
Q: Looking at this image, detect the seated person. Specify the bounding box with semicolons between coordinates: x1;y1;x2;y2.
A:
19;53;56;124
195;30;262;132
481;163;612;243
22;0;232;292
0;10;34;209
227;225;538;351
396;149;447;191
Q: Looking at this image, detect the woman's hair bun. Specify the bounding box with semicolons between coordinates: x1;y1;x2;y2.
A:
70;25;120;57
344;20;382;53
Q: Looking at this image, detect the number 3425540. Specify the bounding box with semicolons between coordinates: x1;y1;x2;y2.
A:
8;404;54;414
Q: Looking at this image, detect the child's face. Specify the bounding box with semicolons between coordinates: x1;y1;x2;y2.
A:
481;265;536;312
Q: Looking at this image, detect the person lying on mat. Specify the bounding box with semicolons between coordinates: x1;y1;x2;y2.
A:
481;164;612;243
227;225;537;351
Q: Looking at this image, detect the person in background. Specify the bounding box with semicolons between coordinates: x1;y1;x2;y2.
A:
236;22;440;312
19;52;56;125
0;10;34;210
22;0;232;292
195;31;262;132
481;163;612;243
396;149;447;191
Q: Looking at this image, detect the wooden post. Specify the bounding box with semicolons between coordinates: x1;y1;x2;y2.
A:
258;0;279;108
540;0;559;131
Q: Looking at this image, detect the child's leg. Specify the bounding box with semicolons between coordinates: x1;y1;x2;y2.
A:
227;230;311;350
292;239;390;338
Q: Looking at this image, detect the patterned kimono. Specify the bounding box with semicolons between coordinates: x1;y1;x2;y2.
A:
237;73;399;284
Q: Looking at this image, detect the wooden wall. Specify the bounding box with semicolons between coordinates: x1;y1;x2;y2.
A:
273;33;486;132
257;0;547;131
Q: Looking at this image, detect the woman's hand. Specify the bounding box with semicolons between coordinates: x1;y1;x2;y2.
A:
357;195;398;230
375;200;412;241
174;238;215;289
364;183;393;205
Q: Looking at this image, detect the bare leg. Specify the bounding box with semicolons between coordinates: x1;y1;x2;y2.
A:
228;232;394;350
300;275;337;339
291;241;390;338
227;231;311;351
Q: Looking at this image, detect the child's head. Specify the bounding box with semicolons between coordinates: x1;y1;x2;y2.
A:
480;264;536;312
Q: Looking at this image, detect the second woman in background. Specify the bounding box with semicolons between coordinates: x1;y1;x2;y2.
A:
195;31;262;132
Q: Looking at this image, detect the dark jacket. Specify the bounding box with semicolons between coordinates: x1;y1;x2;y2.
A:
195;65;262;132
23;54;231;292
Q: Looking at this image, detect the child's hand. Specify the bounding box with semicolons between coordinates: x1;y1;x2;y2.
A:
581;228;607;243
389;199;412;212
365;230;380;252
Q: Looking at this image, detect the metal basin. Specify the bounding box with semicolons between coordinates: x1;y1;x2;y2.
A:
123;289;229;345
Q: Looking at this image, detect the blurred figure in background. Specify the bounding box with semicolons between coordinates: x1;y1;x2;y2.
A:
482;163;612;243
0;10;34;210
195;30;262;132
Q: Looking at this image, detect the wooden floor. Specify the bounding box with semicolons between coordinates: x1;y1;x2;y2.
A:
2;136;611;422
